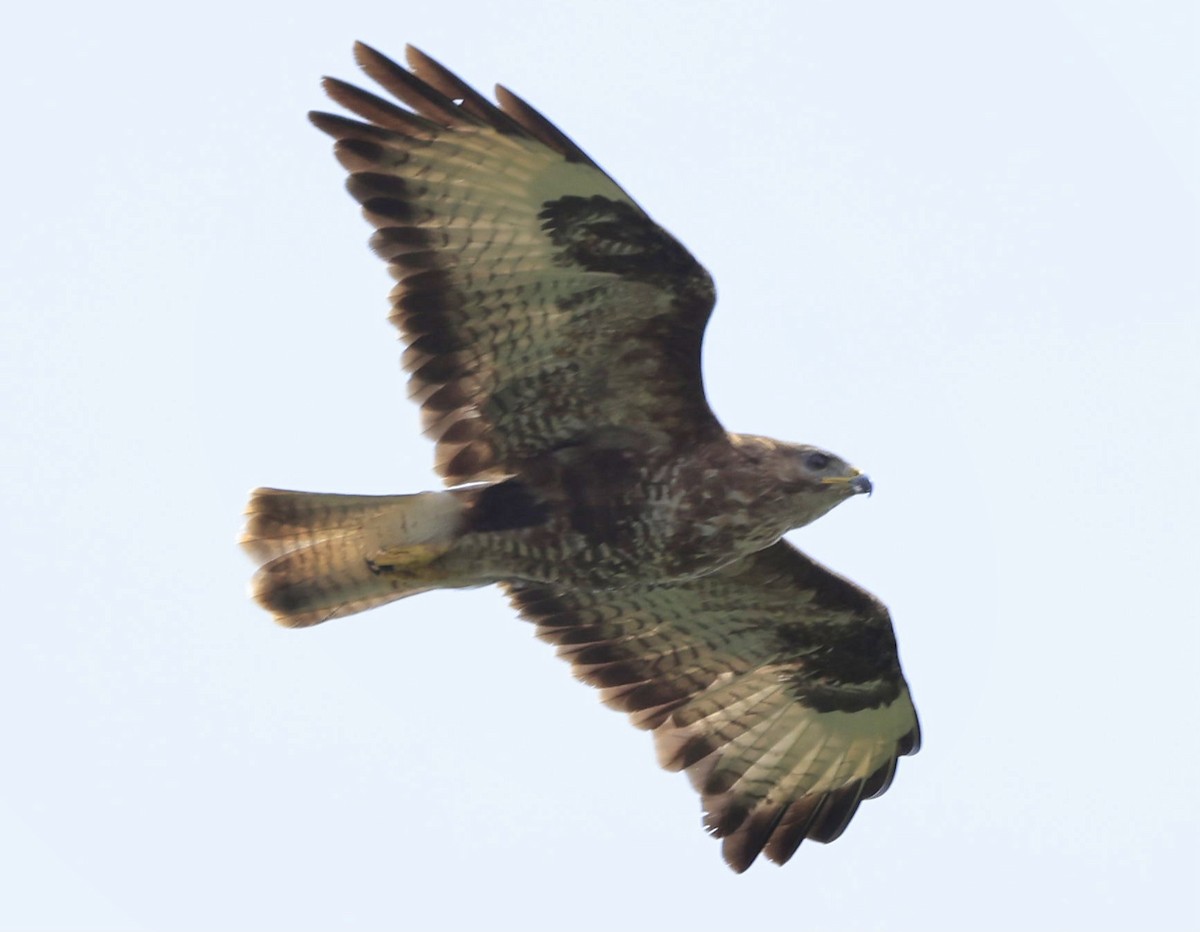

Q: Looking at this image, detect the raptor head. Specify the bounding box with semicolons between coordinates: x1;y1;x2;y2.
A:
731;435;872;530
780;443;871;528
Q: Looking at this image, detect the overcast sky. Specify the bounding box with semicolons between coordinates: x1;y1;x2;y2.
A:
2;2;1196;930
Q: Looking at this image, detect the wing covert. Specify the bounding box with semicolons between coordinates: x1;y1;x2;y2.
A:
312;44;722;485
508;540;920;872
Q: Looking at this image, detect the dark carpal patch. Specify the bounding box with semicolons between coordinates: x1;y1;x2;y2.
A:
539;195;703;284
776;617;903;713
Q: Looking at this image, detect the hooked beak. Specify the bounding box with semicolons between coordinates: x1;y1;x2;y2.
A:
850;474;873;497
820;471;873;497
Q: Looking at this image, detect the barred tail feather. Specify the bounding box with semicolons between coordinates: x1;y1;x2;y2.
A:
240;487;472;627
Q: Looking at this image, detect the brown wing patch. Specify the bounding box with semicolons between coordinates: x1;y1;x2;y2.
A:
508;540;919;872
312;44;722;485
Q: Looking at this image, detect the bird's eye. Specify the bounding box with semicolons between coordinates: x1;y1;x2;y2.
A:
805;452;831;471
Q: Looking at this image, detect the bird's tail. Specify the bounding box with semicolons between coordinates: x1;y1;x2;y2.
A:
240;486;477;627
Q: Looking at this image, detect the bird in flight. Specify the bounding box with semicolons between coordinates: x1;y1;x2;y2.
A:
241;43;919;872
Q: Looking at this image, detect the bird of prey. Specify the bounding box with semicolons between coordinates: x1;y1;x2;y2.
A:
241;43;919;872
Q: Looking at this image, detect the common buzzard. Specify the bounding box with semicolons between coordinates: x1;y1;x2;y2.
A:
241;43;920;872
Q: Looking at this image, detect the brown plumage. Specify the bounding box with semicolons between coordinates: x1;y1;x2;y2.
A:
241;43;919;872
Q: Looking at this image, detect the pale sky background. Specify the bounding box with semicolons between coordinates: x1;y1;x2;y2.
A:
2;2;1196;930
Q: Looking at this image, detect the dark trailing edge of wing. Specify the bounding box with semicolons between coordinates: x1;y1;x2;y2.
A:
506;541;920;871
309;43;724;485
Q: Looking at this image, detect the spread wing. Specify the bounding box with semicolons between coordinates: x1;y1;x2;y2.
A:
508;540;920;872
311;44;722;485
